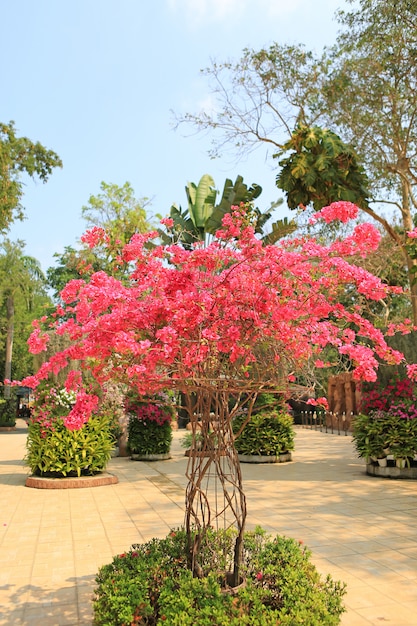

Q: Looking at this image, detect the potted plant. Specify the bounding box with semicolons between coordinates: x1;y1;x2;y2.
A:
180;430;203;455
0;398;16;430
352;407;417;474
352;412;388;463
127;393;174;460
233;399;295;463
25;381;114;478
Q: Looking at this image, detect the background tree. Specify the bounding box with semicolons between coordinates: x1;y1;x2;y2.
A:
0;240;51;396
176;45;323;160
319;0;417;321
177;0;417;321
0;121;62;232
159;173;295;248
47;181;153;297
275;126;370;211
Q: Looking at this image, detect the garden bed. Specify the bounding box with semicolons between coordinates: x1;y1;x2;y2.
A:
26;472;118;489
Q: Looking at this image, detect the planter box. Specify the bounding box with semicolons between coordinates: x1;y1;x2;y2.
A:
131;453;171;461
366;461;417;479
238;452;292;464
26;472;118;489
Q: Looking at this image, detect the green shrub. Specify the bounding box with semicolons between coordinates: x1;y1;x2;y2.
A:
26;411;113;477
127;399;173;456
252;392;286;413
0;399;16;426
233;410;295;456
93;527;346;625
25;380;115;476
353;410;417;464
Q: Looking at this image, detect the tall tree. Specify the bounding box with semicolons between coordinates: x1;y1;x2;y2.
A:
319;0;417;320
47;181;153;297
0;240;50;396
0;121;62;232
177;0;417;321
81;181;151;244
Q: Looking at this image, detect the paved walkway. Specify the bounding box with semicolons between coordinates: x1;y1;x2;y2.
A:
1;420;417;625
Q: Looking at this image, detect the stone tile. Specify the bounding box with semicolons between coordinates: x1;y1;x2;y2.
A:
356;602;417;625
2;424;417;625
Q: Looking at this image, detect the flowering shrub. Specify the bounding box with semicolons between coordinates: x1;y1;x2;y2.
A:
353;376;417;466
21;202;410;413
126;401;173;426
25;380;114;477
93;527;346;626
389;397;417;420
127;397;173;456
354;380;417;466
359;376;416;414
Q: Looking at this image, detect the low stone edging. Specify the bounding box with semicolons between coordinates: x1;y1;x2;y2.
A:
131;453;171;461
25;472;119;489
366;463;417;479
238;452;292;464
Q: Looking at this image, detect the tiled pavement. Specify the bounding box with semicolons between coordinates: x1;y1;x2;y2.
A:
1;420;417;625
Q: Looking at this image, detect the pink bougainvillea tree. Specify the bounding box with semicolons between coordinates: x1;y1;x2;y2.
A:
19;201;413;583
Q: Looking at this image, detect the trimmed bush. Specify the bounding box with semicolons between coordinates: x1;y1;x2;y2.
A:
93;527;346;625
353;410;417;464
233;410;295;457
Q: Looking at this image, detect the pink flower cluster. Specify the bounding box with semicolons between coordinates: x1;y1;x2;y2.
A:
27;320;50;354
310;201;359;224
306;397;329;410
18;202;417;430
80;226;110;248
127;402;172;426
64;391;99;430
360;377;416;414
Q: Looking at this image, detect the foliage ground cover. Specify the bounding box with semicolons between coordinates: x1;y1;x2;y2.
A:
93;527;346;626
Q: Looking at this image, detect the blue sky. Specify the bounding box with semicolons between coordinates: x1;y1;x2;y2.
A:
3;0;345;272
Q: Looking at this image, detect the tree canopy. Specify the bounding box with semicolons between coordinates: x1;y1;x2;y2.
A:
0;121;62;232
159;173;295;248
0;240;51;392
176;0;417;321
19;201;416;581
47;181;153;297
